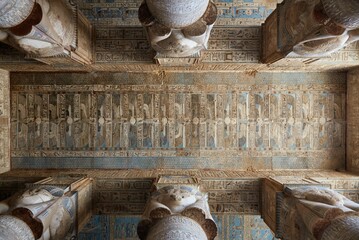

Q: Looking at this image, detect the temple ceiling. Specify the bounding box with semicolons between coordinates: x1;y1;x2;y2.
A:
0;0;358;72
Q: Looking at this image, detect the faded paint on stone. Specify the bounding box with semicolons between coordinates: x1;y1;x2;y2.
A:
78;214;278;240
0;70;10;174
347;68;359;173
10;72;346;170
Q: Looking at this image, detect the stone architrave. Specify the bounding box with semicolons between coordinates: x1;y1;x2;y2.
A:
261;0;359;63
138;0;217;62
0;70;10;174
0;0;92;65
272;185;359;240
347;68;359;173
137;176;217;240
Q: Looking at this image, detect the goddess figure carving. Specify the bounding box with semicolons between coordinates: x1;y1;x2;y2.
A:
137;176;217;240
0;185;75;240
138;0;217;58
281;186;359;240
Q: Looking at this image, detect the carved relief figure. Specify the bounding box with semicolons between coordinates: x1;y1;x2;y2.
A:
0;0;77;57
285;94;296;150
280;186;359;240
112;94;123;149
283;0;359;57
137;177;217;240
138;0;217;58
143;94;154;148
238;94;247;149
175;96;185;148
48;95;59;149
74;100;91;149
0;185;75;240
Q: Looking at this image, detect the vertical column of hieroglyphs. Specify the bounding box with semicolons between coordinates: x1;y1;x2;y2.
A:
347;69;359;172
0;70;10;173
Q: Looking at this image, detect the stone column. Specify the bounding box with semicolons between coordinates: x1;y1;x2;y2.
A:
138;0;217;64
0;70;10;174
0;215;35;240
0;0;35;28
137;176;217;240
0;0;92;65
0;185;75;239
262;178;359;240
283;187;359;240
261;0;359;63
0;177;93;239
347;68;359;173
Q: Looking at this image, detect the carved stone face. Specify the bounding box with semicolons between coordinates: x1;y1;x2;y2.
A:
155;188;197;213
15;189;54;206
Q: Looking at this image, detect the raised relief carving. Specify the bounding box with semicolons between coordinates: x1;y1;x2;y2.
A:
137;176;217;240
291;0;359;57
138;0;217;62
262;0;359;62
10;81;346;170
0;0;92;64
0;215;35;240
280;186;359;240
0;185;75;240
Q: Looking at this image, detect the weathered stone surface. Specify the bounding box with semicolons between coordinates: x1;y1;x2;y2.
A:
0;0;35;28
347;68;359;173
78;214;278;240
139;0;217;59
146;215;208;240
0;215;35;240
9;72;346;170
0;0;93;65
262;0;359;62
262;181;359;240
322;0;359;29
138;176;217;240
77;0;279;27
146;0;209;28
0;70;10;174
1;0;358;71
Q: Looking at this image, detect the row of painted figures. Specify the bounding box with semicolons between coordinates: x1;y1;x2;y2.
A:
11;91;344;150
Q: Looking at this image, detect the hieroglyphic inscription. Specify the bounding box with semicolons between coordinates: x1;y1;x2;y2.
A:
11;78;346;170
93;179;152;215
92;178;261;215
203;179;260;214
203;27;260;63
310;177;359;202
78;214;277;240
347;69;359;172
95;27;153;63
94;27;260;63
77;0;281;27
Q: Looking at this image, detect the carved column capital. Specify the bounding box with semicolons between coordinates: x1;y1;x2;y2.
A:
0;215;35;240
146;0;209;28
0;0;93;65
146;215;208;240
138;0;217;62
261;0;359;63
321;0;359;29
137;176;217;240
0;0;35;28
